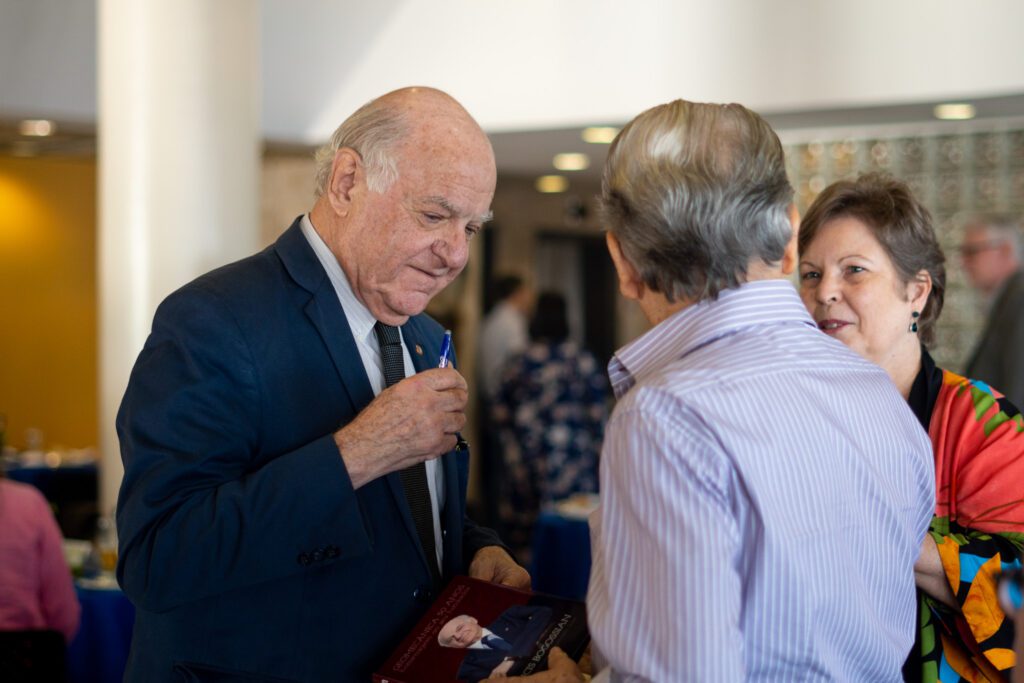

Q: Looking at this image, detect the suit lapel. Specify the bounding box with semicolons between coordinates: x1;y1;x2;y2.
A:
274;219;373;416
277;222;455;579
302;281;374;415
399;318;463;577
403;319;460;511
384;318;446;575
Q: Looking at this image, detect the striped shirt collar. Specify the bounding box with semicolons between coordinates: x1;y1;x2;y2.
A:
609;279;816;399
299;214;379;349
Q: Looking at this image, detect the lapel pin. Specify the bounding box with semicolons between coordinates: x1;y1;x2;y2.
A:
415;344;423;356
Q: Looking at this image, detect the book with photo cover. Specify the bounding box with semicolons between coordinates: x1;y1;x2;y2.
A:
374;575;589;683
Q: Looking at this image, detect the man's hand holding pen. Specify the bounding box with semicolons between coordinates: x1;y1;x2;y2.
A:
335;367;467;489
335;330;466;490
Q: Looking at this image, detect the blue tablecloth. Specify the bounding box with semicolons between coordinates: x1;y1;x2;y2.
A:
5;463;98;498
5;464;99;538
530;511;592;600
67;583;135;683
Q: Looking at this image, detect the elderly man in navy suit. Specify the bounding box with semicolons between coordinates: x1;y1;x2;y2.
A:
116;87;528;682
439;606;553;681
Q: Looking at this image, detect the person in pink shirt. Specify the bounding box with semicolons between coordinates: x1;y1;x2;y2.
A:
0;475;80;642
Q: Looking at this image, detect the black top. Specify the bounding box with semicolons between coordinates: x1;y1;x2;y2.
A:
906;346;943;432
903;346;940;683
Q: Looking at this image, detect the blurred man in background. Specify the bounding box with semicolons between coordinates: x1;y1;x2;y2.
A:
962;214;1024;407
477;274;532;527
478;275;533;401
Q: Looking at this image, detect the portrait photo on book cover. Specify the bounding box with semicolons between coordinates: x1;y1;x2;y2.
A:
373;576;589;683
438;604;554;682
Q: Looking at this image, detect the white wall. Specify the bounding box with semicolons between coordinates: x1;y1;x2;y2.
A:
289;0;1024;137
0;0;96;121
3;0;1023;139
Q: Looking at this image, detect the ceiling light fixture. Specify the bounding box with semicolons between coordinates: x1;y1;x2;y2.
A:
536;175;568;193
581;127;619;144
553;153;589;171
19;119;56;137
933;103;976;121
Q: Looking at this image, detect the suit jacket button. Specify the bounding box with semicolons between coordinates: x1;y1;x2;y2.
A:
325;546;340;559
413;586;432;602
312;549;324;562
297;552;312;566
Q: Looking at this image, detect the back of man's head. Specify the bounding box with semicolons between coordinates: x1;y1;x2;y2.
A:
600;99;793;303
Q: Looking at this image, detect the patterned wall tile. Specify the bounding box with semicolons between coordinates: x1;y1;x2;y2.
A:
786;125;1024;373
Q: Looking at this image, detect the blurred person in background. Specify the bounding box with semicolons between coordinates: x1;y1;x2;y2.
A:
490;291;607;562
799;174;1024;683
477;274;533;529
961;214;1024;408
0;468;80;643
479;275;533;402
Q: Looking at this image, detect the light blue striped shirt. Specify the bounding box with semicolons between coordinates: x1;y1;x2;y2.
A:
587;279;934;682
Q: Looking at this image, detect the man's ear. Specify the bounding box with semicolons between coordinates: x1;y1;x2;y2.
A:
606;232;644;301
780;203;800;276
325;147;361;216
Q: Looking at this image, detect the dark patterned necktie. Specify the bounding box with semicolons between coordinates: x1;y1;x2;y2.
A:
373;321;441;585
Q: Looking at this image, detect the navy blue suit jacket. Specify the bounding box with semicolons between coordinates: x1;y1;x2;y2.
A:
116;218;504;682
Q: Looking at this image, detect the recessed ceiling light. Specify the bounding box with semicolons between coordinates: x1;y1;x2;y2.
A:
536;175;568;193
19;119;56;137
553;153;589;171
933;103;976;121
581;127;619;144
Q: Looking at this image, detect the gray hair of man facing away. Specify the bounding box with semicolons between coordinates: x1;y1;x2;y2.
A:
312;97;409;197
600;99;794;303
968;213;1023;261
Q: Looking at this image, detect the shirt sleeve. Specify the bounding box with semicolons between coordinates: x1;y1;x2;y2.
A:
31;492;81;641
586;395;743;681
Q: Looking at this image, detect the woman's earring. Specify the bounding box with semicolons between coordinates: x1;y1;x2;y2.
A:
909;311;920;333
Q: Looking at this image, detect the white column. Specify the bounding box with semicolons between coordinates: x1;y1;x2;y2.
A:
97;0;261;514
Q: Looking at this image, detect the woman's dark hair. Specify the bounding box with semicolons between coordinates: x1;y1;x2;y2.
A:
798;173;946;347
529;291;569;343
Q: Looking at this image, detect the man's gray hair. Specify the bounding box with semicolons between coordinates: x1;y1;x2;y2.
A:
600;99;794;302
970;213;1022;259
312;97;409;197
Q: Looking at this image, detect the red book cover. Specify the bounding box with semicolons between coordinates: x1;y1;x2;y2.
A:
374;576;589;683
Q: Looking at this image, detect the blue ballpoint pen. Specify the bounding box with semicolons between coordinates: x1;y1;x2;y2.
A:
438;329;453;368
437;330;467;450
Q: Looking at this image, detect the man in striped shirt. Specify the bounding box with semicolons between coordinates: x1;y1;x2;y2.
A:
496;101;935;683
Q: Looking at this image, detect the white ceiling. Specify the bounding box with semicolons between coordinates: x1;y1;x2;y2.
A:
3;0;1024;179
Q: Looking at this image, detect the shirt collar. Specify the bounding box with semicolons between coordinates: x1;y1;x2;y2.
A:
608;279;816;399
300;213;378;347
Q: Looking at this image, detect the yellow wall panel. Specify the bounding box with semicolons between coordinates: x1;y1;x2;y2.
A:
0;157;96;451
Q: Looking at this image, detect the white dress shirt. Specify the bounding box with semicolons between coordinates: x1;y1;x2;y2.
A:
300;214;445;570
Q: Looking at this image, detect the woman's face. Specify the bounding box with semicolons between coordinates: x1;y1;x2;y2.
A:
798;216;929;369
